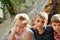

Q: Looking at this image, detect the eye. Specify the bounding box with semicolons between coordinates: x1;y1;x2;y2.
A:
41;21;44;23
58;24;60;27
53;24;56;27
37;20;40;22
16;24;18;27
19;26;22;29
19;26;24;29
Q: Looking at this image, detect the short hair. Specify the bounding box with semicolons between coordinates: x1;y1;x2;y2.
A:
14;13;30;27
34;13;45;20
51;14;60;23
39;11;48;20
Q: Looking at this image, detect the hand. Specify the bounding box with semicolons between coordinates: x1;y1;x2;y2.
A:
11;27;17;35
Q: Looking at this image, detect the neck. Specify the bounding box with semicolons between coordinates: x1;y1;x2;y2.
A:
17;31;23;36
36;26;45;34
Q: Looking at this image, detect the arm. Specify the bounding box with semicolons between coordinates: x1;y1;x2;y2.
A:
24;32;33;40
7;28;16;40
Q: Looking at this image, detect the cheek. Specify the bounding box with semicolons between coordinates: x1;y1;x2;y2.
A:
16;28;23;34
16;27;19;32
52;26;59;32
34;22;39;25
16;27;21;32
35;21;38;24
22;28;25;31
42;23;44;27
51;24;56;30
58;27;60;30
38;23;44;27
33;21;36;25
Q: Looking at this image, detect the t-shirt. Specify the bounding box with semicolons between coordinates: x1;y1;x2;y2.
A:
15;29;35;40
31;26;54;40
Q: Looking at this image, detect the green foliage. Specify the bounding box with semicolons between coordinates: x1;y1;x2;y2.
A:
23;5;28;8
1;0;16;17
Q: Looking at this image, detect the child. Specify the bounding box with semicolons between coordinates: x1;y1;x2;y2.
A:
31;13;54;40
8;13;34;40
51;14;60;40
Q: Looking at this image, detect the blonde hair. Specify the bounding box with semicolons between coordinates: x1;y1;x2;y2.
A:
39;11;48;26
39;11;48;20
34;13;45;20
51;14;60;23
14;13;30;28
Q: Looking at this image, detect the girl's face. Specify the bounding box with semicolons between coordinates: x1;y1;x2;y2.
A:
33;16;44;27
14;19;27;34
51;22;60;33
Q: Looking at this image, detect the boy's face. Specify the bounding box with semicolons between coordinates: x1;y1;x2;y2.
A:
51;22;60;33
14;19;26;34
33;16;44;27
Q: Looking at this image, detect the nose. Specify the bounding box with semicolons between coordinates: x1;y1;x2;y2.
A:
17;26;20;30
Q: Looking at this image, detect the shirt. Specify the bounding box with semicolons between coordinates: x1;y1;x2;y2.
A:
31;26;54;40
54;32;60;40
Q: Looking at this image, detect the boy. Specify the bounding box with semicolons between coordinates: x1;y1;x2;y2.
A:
50;14;60;40
31;13;54;40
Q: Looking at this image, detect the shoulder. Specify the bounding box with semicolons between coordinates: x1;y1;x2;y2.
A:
45;25;54;33
45;25;53;30
31;27;38;34
26;29;34;34
24;29;34;40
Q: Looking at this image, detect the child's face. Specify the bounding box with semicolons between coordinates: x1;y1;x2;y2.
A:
14;19;26;34
51;22;60;33
33;16;44;27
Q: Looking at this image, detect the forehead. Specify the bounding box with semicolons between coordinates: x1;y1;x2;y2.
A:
15;19;21;24
51;22;60;25
15;19;26;26
35;16;44;20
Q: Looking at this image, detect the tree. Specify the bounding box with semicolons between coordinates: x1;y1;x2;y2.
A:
1;0;18;17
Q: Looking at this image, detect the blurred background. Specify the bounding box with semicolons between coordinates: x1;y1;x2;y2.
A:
0;0;60;40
